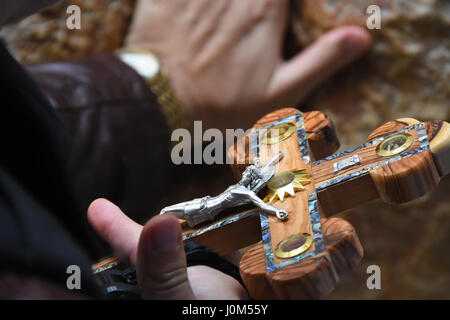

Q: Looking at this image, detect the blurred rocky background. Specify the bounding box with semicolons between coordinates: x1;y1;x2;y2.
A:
0;0;135;65
1;0;448;299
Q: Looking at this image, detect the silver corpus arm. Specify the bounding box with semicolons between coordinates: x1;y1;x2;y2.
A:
229;187;288;220
159;152;285;227
246;191;288;220
159;199;213;227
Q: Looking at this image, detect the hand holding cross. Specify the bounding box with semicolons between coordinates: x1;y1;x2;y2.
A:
178;108;449;299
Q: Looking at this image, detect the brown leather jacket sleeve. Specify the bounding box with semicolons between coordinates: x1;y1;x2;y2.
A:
26;54;171;226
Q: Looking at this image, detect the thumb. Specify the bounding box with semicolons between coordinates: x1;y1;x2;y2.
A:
267;26;372;106
136;214;195;300
87;198;142;265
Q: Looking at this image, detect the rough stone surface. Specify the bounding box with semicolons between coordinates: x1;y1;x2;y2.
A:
291;0;449;148
0;0;135;65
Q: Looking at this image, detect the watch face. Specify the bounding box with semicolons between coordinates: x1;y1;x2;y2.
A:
119;50;160;78
376;133;414;157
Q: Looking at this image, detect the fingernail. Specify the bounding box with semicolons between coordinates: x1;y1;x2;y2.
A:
343;29;372;57
149;219;181;253
343;37;365;56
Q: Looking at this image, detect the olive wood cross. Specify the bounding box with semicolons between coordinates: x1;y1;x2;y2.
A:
180;108;450;299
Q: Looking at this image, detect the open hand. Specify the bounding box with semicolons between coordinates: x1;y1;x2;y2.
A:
126;0;372;130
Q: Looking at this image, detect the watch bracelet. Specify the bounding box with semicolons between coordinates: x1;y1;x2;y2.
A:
115;48;191;133
147;66;191;133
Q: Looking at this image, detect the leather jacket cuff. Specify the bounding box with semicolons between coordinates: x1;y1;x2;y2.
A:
26;53;172;226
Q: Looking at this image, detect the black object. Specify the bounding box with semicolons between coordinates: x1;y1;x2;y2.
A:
94;262;141;300
184;242;244;287
93;242;244;299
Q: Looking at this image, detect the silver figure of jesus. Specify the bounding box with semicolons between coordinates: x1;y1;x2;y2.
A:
160;152;288;227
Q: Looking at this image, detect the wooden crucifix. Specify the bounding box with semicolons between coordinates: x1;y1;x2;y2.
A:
179;108;450;300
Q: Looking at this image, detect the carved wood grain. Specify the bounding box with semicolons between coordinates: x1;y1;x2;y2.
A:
237;114;449;299
239;217;363;299
236;108;360;299
182;109;342;256
254;116;316;265
254;108;340;162
228;108;340;179
368;119;441;204
304;111;340;161
315;118;449;214
182;210;261;256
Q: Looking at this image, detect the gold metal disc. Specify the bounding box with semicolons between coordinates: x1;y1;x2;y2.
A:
376;133;414;157
274;233;313;259
261;123;296;145
267;171;296;190
264;169;311;203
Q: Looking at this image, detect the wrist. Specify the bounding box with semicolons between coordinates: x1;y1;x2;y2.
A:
115;47;192;133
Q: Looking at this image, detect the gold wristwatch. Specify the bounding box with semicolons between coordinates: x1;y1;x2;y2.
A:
116;48;190;132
